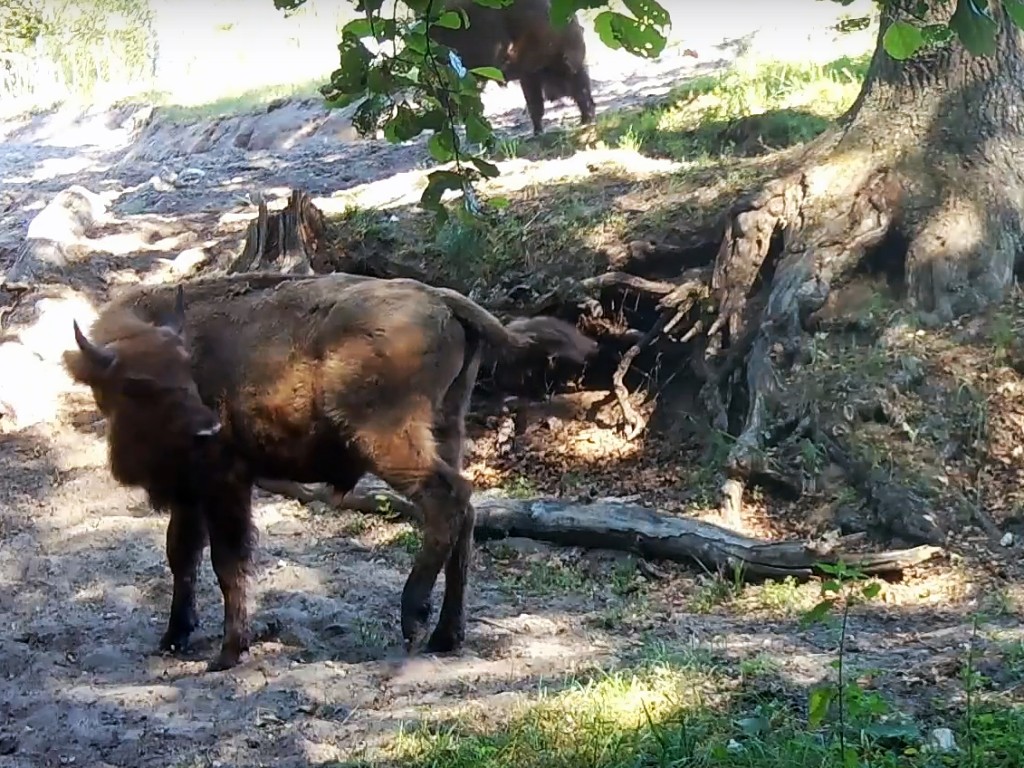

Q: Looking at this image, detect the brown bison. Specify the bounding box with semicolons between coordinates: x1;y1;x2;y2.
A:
63;272;598;671
431;0;596;135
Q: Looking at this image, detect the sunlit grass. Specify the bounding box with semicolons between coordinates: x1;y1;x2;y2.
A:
593;54;871;159
361;649;1024;768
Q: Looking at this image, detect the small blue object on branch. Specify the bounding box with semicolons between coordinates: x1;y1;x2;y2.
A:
448;50;467;78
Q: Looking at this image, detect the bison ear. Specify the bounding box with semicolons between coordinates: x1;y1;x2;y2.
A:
65;320;117;384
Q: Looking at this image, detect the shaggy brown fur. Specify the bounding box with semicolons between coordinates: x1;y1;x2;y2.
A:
63;271;597;671
430;0;596;135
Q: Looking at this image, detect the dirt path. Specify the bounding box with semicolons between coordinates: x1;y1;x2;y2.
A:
2;16;1015;768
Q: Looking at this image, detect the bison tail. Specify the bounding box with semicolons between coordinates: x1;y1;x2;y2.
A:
434;288;597;365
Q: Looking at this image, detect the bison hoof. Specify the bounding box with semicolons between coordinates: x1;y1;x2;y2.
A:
425;626;465;654
207;647;248;672
401;599;432;653
159;629;194;655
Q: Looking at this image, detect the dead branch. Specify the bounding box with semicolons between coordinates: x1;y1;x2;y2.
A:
611;269;712;438
259;475;942;579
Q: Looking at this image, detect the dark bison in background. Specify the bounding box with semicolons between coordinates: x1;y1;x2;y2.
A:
431;0;597;134
63;272;597;671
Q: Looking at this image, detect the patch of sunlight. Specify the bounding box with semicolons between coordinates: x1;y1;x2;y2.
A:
64;682;183;707
318;147;680;217
388;634;608;693
318;169;429;213
60;516;155;543
491;148;682;193
84;230;194;258
2;156;108;185
549;424;645;463
259;558;331;598
383;661;718;768
875;565;980;610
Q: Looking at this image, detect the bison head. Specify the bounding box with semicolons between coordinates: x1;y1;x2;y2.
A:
63;286;222;461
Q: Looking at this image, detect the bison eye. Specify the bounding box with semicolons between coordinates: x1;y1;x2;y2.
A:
119;376;161;398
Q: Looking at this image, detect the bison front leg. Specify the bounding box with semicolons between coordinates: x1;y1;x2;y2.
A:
203;481;256;671
159;506;207;655
520;73;546;135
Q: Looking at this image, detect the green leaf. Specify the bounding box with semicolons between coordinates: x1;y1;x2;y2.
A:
821;579;841;594
593;10;667;58
428;130;458;163
489;196;510;209
405;30;429;54
470;66;505;83
550;0;607;25
800;598;836;628
421;169;465;210
1006;0;1024;29
882;20;924;60
807;684;834;728
471;156;500;178
861;582;882;599
949;0;998;56
622;0;671;29
465;112;493;144
383;104;424;143
434;10;466;29
341;17;375;40
842;746;860;768
328;38;374;97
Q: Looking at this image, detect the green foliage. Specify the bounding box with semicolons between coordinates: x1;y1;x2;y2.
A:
273;0;1024;224
273;0;669;223
1;0;154;106
876;0;1022;59
0;0;46;50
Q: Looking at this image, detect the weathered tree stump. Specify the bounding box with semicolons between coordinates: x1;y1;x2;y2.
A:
227;190;325;275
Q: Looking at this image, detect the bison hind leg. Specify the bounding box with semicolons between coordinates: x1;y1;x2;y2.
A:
567;66;595;125
359;412;473;654
520;73;546;135
426;344;480;654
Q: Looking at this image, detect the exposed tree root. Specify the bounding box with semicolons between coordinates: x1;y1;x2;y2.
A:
703;158;901;529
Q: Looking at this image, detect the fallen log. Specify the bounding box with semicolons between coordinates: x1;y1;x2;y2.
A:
258;476;942;580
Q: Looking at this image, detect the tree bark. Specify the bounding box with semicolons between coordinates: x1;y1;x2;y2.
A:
227;190;322;275
698;0;1024;538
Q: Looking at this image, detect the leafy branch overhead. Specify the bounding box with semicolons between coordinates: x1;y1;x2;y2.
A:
271;0;1024;220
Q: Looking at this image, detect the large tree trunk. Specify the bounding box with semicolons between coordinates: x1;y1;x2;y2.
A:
701;0;1024;540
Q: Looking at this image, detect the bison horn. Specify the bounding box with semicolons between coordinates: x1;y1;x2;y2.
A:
162;284;187;338
73;320;117;372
